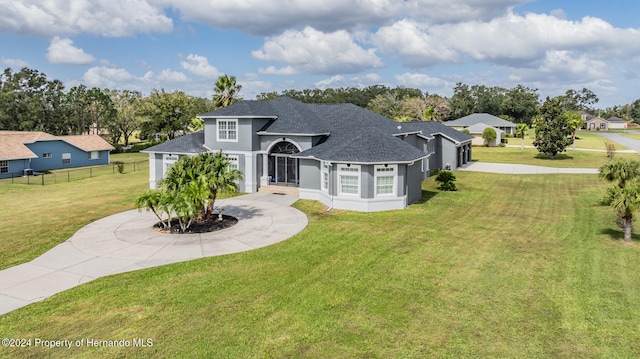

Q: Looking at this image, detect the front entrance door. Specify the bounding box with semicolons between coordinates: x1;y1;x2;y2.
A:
268;141;300;186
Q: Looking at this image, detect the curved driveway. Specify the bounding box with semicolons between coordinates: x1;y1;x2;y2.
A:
0;192;307;315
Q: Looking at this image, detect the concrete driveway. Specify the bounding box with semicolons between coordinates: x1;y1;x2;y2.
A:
597;133;640;153
0;192;307;315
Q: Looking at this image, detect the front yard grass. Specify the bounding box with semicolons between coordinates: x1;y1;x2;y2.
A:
2;172;640;358
473;146;639;168
509;130;629;150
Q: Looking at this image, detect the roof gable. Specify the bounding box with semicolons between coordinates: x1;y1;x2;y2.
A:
0;131;113;161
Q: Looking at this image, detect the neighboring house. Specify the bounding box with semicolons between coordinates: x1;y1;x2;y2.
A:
444;113;516;135
580;112;629;131
464;123;504;147
0;131;114;178
143;97;473;212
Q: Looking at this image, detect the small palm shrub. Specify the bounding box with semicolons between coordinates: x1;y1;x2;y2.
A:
435;170;457;191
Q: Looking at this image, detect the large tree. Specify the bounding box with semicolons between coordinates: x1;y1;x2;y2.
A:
213;74;243;108
104;89;143;146
143;89;197;140
532;97;573;158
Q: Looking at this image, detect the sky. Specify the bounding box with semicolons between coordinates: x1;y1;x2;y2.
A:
0;0;639;108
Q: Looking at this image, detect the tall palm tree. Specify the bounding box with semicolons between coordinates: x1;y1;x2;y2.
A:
565;111;584;151
213;74;243;109
199;151;243;220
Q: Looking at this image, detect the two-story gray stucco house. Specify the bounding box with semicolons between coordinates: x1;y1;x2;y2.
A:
143;97;472;212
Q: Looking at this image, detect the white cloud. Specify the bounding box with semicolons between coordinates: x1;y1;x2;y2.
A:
154;69;189;83
180;54;220;79
314;73;384;89
83;66;137;88
161;0;527;35
395;73;447;88
252;27;383;74
1;57;30;68
0;0;172;37
258;66;299;75
46;37;95;65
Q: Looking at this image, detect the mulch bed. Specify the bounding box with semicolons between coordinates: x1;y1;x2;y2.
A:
153;214;238;234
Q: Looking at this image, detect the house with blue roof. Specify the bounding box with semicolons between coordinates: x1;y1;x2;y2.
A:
143;97;472;212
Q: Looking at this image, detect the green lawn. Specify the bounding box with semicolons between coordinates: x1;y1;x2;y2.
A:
2;172;640;358
473;147;640;168
509;130;629;150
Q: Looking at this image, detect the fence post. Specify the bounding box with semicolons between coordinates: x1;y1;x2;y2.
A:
90;168;92;178
41;174;44;186
68;171;70;182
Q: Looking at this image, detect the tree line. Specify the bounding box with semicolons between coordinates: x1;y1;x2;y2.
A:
3;66;640;147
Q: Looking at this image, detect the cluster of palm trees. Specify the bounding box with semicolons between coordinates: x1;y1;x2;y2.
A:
599;159;640;243
136;151;243;232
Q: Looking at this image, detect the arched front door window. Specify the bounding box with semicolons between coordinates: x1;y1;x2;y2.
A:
268;141;299;185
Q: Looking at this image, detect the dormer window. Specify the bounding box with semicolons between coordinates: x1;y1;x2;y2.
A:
217;119;238;142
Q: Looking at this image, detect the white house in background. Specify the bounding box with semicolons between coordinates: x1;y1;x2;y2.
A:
606;117;629;130
464;123;504;147
143;97;473;212
444;113;516;135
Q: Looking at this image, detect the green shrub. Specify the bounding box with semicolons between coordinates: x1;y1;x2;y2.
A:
435;170;458;191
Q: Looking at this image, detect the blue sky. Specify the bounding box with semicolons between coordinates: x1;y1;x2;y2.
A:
1;0;639;108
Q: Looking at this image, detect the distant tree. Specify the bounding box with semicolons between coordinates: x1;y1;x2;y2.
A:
435;171;457;191
213;74;242;108
84;87;116;136
502;85;540;125
461;128;471;135
482;127;497;146
450;82;474;119
256;91;281;101
515;123;529;150
630;99;640;125
143;89;197;140
561;88;599;111
425;94;451;121
104;89;143;146
367;92;404;119
532;97;573;159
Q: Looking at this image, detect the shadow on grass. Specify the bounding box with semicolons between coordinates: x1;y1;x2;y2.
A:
534;153;575;160
599;228;640;242
415;190;438;204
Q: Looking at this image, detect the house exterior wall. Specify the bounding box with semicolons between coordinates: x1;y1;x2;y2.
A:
25;140;110;171
440;138;459;169
299;159;320;190
0;159;31;178
203;118;271;151
406;161;423;205
586;119;609;131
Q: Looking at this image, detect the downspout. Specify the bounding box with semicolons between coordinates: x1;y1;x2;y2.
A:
327;162;334;212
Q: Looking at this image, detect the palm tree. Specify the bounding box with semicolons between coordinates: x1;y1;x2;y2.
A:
599;159;640;188
135;190;169;228
565;111;584;151
199;151;244;220
602;184;640;243
515;123;528;150
213;74;242;109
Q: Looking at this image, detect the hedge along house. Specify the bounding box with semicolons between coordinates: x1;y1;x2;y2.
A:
0;131;114;178
143;97;472;212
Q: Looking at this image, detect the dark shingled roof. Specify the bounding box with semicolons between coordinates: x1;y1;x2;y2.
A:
401;121;473;143
142;131;206;154
149;98;472;163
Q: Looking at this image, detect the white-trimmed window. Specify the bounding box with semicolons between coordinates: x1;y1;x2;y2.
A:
226;155;239;171
0;160;7;173
338;164;360;195
43;153;52;158
321;162;330;192
375;165;397;196
217;119;238;142
88;151;102;160
62;153;71;165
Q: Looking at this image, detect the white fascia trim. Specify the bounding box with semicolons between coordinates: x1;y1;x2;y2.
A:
198;115;278;120
393;130;422;137
142;150;204;156
417;133;435;140
293;155;429;165
257;131;331;136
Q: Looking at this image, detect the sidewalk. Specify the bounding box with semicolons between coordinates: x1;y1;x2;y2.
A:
459;162;599;174
0;192;308;315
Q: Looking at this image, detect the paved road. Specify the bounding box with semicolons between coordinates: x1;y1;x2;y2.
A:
597;133;640;153
459;162;598;174
0;192;307;315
